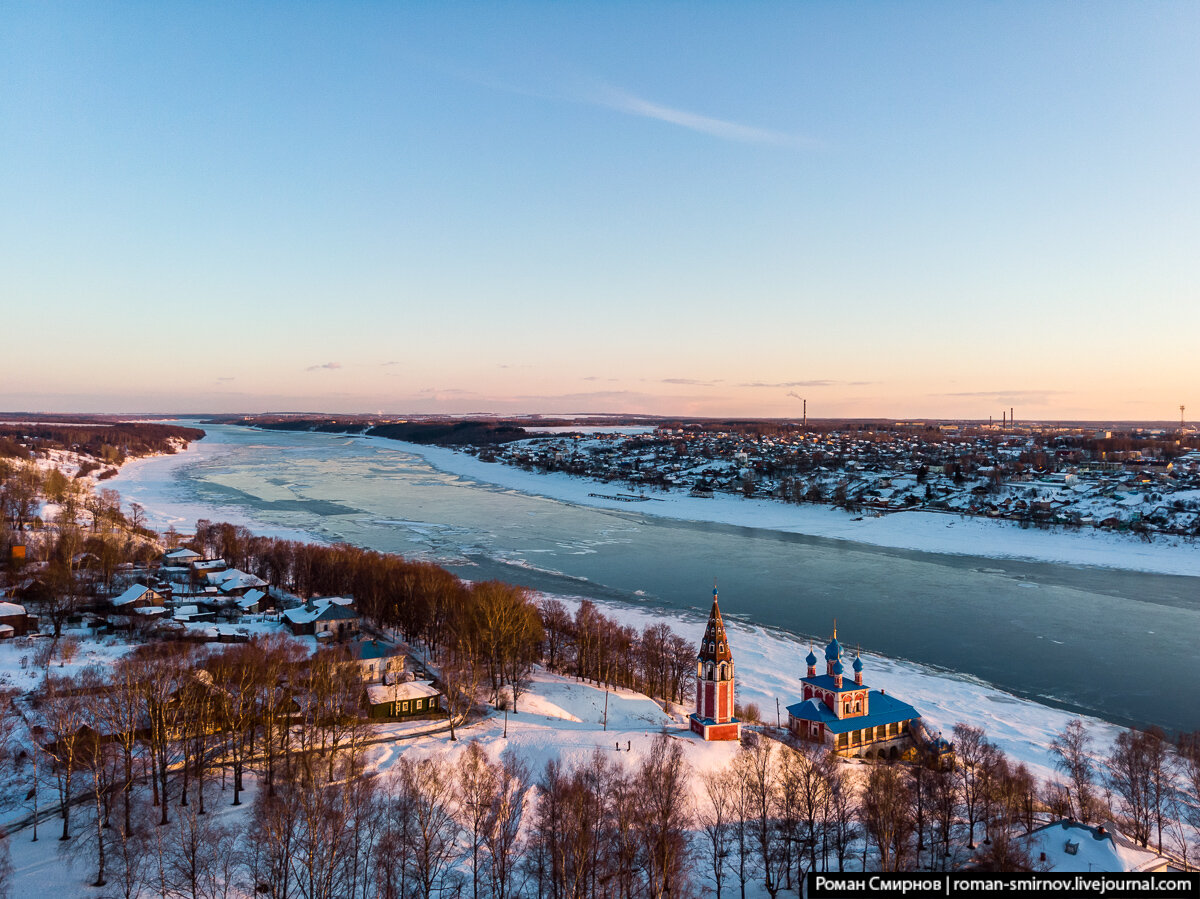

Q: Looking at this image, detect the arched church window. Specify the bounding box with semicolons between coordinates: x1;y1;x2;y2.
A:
719;663;727;679
854;701;861;713
697;661;704;678
718;642;724;652
706;663;713;679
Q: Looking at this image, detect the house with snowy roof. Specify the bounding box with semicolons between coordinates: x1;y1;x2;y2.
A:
0;601;35;639
190;558;228;576
162;548;201;566
345;638;405;683
206;567;269;596
236;588;270;614
110;583;166;610
1027;820;1170;873
787;625;924;760
364;681;442;720
282;597;360;639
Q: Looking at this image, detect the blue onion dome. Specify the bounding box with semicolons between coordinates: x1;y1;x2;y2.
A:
825;637;842;662
805;647;817;667
832;659;844;676
852;654;863;673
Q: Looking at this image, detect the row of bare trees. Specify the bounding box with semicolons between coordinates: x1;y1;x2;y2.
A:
1048;717;1200;867
539;599;694;706
21;634;373;890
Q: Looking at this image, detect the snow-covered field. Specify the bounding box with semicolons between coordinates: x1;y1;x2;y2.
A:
393;439;1200;577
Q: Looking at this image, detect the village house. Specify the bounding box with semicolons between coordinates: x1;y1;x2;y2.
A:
161;548;201;567
345;638;405;683
1026;820;1171;873
0;601;36;639
110;583;167;611
364;680;443;720
235;587;270;614
282;597;360;640
205;567;269;597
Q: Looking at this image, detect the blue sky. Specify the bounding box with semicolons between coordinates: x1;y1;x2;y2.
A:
2;2;1197;419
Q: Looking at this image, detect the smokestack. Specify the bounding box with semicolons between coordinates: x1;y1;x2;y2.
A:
1011;407;1014;427
803;399;807;429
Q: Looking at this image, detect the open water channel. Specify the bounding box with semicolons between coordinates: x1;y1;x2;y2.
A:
111;424;1200;734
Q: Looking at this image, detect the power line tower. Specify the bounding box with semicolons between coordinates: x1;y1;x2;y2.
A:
1182;404;1187;431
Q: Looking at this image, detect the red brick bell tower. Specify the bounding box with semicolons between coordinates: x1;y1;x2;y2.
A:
689;587;741;741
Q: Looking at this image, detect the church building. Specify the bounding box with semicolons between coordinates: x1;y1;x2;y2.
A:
689;588;741;741
786;625;922;759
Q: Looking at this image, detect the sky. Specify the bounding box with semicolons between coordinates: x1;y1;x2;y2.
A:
1;2;1197;420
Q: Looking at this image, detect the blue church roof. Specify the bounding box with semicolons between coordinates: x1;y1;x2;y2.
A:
802;674;866;694
786;690;920;735
805;648;817;667
825;637;842;661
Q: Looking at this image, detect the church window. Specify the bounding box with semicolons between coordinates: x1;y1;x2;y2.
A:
719;663;727;679
854;701;861;713
697;662;704;678
706;663;713;679
718;642;724;652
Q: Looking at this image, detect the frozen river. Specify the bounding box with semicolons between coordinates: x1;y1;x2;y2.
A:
110;424;1200;734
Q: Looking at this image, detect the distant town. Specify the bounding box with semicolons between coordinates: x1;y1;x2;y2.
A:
222;414;1200;541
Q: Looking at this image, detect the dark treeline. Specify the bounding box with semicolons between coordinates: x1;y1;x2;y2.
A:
367;422;528;446
232;419;531;445
0;422;204;464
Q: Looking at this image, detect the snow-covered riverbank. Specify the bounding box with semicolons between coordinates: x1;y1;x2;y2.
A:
386;438;1200;577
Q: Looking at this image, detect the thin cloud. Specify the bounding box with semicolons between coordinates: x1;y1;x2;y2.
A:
942;390;1067;401
660;377;723;387
305;362;342;372
744;380;874;389
592;85;818;149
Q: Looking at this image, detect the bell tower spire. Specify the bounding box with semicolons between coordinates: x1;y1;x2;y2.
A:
689;583;741;741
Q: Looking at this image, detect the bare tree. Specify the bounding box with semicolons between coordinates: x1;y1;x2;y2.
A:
1049;718;1099;822
39;674;88;841
440;643;482;742
698;767;737;898
484;752;529;899
635;731;692;898
826;760;859;874
456;741;497;899
952;722;989;848
244;788;300;899
928;765;958;870
860;764;914;872
1107;726;1170;851
164;799;239;899
737;733;785;897
394;755;462;899
1175;732;1200;870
